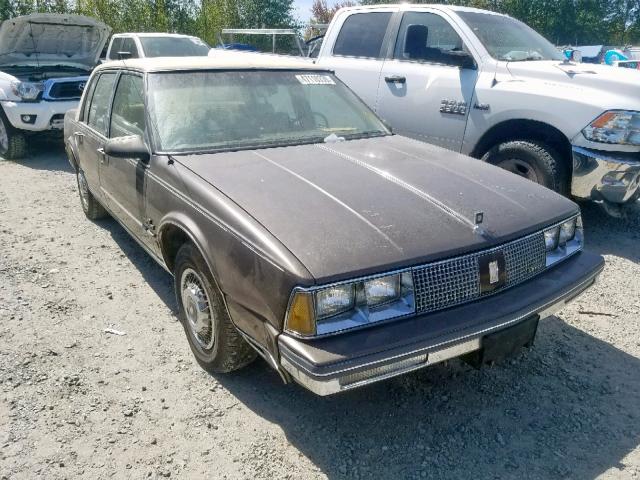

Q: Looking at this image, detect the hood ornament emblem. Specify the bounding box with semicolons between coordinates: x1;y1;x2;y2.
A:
473;211;490;238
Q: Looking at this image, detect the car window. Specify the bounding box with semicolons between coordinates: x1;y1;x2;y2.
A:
147;70;389;153
81;77;98;122
110;74;145;138
139;37;210;57
333;12;392;58
120;38;138;58
393;12;465;64
87;73;117;136
109;37;123;59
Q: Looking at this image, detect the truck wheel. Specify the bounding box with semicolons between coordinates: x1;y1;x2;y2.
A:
482;140;568;195
76;169;108;220
0;113;26;160
174;243;257;374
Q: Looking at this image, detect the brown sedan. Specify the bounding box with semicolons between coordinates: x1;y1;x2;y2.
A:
64;57;603;395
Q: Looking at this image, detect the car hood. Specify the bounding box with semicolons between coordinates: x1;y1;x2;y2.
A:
506;60;640;106
0;14;111;69
176;136;577;283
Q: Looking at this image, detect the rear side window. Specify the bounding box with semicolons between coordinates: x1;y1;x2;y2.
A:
333;12;392;58
120;38;139;58
87;73;117;136
109;37;123;59
110;74;145;138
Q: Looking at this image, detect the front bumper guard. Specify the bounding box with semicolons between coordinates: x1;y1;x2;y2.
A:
572;146;640;206
278;252;603;396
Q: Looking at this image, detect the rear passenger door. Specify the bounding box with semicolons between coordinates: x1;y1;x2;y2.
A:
99;73;148;240
77;71;118;197
376;10;479;151
318;9;396;108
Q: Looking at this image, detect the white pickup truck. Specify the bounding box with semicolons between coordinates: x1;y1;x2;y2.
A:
310;5;640;215
104;33;210;61
0;14;110;159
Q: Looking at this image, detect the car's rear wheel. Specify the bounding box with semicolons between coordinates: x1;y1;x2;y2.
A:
76;169;108;220
174;243;256;373
482;140;568;195
0;112;26;160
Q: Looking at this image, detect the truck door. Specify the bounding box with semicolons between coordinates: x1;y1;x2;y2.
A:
376;10;478;152
317;10;396;108
99;73;148;242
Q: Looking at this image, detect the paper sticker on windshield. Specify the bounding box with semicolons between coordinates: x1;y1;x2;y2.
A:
296;74;335;85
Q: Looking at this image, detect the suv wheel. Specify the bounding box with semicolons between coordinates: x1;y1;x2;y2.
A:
174;243;257;373
482;140;568;195
76;169;108;220
0;113;26;160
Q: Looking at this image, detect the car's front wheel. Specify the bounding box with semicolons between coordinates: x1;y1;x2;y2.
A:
174;243;256;373
76;169;108;220
482;140;568;195
0;112;26;160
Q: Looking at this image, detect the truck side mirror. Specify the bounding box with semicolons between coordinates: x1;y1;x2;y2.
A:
105;135;150;163
445;51;477;70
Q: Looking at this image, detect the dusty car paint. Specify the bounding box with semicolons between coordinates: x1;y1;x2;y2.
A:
64;57;604;394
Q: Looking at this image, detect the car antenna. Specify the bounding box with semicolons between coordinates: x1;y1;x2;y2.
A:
28;21;42;71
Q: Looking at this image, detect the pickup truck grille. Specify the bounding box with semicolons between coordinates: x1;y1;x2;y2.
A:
43;78;88;101
412;232;546;314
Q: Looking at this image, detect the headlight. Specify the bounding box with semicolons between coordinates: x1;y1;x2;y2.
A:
544;215;583;267
286;271;415;337
11;81;44;101
582;110;640;146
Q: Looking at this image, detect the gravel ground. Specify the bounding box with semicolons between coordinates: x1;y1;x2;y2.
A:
1;140;639;480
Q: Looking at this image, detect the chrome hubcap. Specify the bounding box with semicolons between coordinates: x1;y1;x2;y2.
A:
0;118;8;153
180;268;215;350
498;159;540;184
78;171;90;212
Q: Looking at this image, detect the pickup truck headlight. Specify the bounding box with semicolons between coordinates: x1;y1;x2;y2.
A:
544;215;583;267
582;111;640;146
11;81;44;101
286;272;415;337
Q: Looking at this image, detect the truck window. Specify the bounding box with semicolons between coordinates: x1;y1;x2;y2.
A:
393;12;465;65
87;73;117;136
333;12;392;59
109;37;123;59
110;74;145;138
120;37;139;58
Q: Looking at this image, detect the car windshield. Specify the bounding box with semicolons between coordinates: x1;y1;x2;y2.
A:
458;11;563;62
139;37;210;57
147;70;389;153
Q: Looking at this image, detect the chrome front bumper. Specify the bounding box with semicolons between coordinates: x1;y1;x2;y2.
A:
572;146;640;205
278;252;603;396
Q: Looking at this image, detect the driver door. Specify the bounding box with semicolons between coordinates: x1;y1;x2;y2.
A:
98;73;148;241
376;10;478;152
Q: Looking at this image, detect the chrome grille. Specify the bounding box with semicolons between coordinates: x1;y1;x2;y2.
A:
412;232;546;314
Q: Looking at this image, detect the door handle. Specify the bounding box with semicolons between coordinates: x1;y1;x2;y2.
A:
97;147;107;164
74;131;84;144
385;75;406;84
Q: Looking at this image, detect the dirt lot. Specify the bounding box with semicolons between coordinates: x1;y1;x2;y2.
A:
1;139;639;480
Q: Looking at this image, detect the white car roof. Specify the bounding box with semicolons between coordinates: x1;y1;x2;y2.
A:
111;32;200;39
339;4;509;17
97;54;324;73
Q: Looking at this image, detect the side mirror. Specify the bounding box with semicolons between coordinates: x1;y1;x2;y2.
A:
445;51;477;70
104;135;150;163
564;49;582;63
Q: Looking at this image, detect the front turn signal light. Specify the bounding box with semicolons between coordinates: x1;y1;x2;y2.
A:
286;291;316;336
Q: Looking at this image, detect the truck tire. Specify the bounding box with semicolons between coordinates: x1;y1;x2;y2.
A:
174;242;257;374
0;113;27;160
482;140;568;195
76;169;108;220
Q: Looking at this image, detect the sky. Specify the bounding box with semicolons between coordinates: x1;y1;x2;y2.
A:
293;0;315;21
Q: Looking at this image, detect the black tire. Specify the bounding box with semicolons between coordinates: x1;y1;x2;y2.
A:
482;140;569;195
174;243;257;373
76;169;108;220
0;112;27;160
